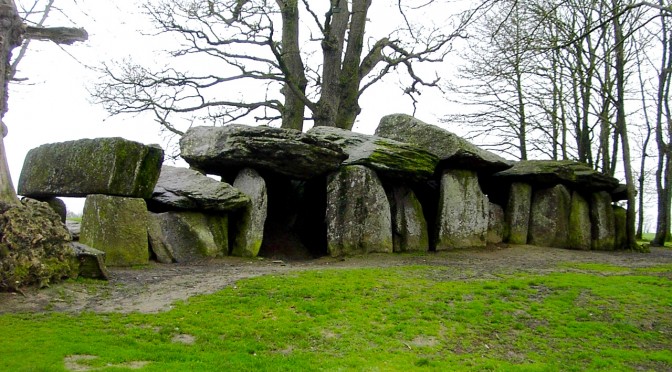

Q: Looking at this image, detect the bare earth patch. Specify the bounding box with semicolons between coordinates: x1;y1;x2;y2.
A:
1;245;670;314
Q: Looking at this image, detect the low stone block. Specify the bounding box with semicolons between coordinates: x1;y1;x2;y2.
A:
71;242;109;280
147;212;228;263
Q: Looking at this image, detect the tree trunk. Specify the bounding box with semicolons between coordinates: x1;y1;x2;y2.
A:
277;0;307;131
0;1;23;207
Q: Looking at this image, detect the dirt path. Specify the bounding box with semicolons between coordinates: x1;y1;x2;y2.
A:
1;245;671;314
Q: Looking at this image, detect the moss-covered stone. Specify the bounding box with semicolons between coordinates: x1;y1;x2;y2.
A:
613;206;627;250
528;184;571;248
80;195;149;266
505;182;532;244
568;191;591;250
436;169;489;249
387;186;429;252
326;165;393;256
590;191;615;251
0;198;77;291
18;138;164;198
231;168;267;257
147;212;228;263
308;126;439;181
487;202;505;244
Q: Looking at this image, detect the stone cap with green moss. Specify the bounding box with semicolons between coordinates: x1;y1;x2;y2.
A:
18;137;164;199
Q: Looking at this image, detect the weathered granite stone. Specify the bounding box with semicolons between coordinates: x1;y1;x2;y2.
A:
231;168;268;257
71;242;109;280
80;195;149;266
326;165;393;256
493;160;619;193
505;183;532;244
487;202;505;244
37;197;66;223
591;191;615;250
148;165;249;212
180;125;347;179
147;212;228;263
307;126;438;181
568;191;591;250
376;114;512;173
18;138;164;198
528;184;571;248
436;169;489;249
613;206;628;250
387;186;429;252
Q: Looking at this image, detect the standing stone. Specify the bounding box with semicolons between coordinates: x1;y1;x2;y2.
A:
80;195;149;266
326;165;393;256
613;206;628;250
487;202;505;245
528;184;571;248
147;212;228;263
231;168;268;257
436;169;489;250
18;138;164;198
568;191;591;250
591;191;616;250
387;186;429;252
505;183;532;244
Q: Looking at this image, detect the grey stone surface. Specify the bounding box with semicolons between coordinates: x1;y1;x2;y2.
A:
613;206;628;250
307;126;438;181
80;195;149;266
591;191;616;251
326;165;393;256
568;191;591;250
528;185;571;248
487;202;505;245
376;114;512;173
18;137;164;198
436;169;489;250
493;160;619;193
148;165;249;212
71;242;109;280
231;168;268;257
179;125;347;179
38;197;66;223
66;220;81;241
505;182;532;244
147;212;228;263
387;186;429;252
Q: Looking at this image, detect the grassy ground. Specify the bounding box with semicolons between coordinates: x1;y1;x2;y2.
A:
1;262;671;371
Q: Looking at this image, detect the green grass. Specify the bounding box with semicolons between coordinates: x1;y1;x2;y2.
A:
1;265;671;371
638;233;672;248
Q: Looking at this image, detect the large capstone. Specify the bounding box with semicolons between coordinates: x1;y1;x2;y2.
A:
528;184;571;248
326;165;393;256
568;191;591;250
179;125;347;179
0;198;77;291
307;126;438;181
18;138;164;198
376;114;512;173
493;160;619;194
505;182;532;244
230;168;268;257
590;191;616;250
80;195;149;266
148;165;249;212
436;169;489;249
487;202;505;245
147;212;228;263
387;186;429;252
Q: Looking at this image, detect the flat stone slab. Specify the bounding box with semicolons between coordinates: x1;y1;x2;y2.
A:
376;114;512;173
180;125;347;179
307;126;438;181
148;166;249;212
18;137;164;198
493;160;619;193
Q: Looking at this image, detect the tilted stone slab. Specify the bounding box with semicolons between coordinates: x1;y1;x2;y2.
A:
148;166;249;212
436;169;489;250
307;126;438;181
230;168;268;258
71;242;109;280
528;184;571;248
180;125;347;179
493;160;619;194
505;182;532;244
147;211;228;263
326;165;393;256
80;195;149;266
568;191;591;250
18;137;164;198
376;114;512;173
387;186;429;252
